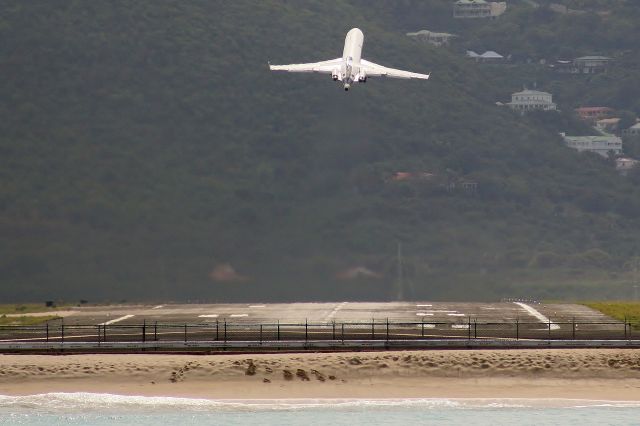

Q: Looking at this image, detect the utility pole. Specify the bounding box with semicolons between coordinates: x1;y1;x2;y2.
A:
634;257;640;301
396;241;404;301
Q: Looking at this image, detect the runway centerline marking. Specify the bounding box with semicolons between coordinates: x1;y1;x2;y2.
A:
416;304;432;307
416;313;434;316
152;305;164;309
230;314;248;318
514;302;560;330
198;314;218;318
249;305;266;308
99;315;134;325
447;313;466;317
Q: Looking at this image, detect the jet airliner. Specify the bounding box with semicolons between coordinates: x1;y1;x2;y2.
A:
269;28;430;91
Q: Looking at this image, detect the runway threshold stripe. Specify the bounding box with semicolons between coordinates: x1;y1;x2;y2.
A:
99;315;135;325
514;302;560;330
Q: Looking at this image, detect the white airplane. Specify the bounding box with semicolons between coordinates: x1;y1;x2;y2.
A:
269;28;430;91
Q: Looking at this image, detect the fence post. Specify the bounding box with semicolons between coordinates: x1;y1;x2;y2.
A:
474;319;477;339
468;317;471;340
61;321;64;344
46;323;49;343
142;320;146;343
572;317;576;340
154;322;158;342
421;318;424;338
332;321;336;340
386;318;390;341
305;319;308;342
516;318;519;340
215;320;219;341
341;323;344;343
260;324;263;344
103;323;106;342
224;320;227;342
277;321;280;341
184;324;187;343
624;317;628;340
371;319;375;340
548;319;551;342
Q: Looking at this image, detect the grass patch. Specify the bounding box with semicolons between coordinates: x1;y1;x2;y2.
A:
583;302;640;324
0;315;61;326
0;304;70;315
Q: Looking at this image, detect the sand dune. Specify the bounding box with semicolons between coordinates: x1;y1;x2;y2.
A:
1;349;639;399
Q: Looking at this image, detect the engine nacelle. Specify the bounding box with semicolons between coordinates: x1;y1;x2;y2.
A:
358;73;367;83
332;70;339;81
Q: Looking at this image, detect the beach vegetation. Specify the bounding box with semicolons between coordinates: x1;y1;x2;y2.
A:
583;302;640;327
0;304;69;315
0;315;61;326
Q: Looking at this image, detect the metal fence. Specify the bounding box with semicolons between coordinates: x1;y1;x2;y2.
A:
1;319;638;345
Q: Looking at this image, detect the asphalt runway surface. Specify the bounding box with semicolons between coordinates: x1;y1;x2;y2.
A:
48;301;613;325
1;302;631;344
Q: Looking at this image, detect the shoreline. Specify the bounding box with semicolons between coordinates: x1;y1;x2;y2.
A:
1;349;639;400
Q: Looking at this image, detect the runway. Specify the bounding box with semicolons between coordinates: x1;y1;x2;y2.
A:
0;302;632;347
52;301;614;326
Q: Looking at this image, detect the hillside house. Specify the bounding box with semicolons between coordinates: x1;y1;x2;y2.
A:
561;133;622;158
507;90;557;113
574;56;612;74
467;50;505;63
595;118;620;133
616;157;639;174
407;30;456;47
453;0;507;19
575;107;613;123
623;123;640;137
552;56;612;74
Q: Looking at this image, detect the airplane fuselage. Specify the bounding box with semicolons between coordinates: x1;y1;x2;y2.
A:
340;28;365;90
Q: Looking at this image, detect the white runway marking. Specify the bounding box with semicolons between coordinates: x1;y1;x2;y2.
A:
230;314;248;318
198;314;218;318
424;310;458;313
451;324;470;329
416;304;432;307
152;305;164;309
514;302;560;330
416;312;434;316
324;302;348;321
416;324;436;329
99;315;134;325
447;313;466;317
249;305;266;308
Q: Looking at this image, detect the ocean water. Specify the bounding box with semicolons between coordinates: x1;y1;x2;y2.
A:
0;394;639;425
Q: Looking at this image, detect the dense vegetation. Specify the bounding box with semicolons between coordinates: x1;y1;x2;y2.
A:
1;0;640;303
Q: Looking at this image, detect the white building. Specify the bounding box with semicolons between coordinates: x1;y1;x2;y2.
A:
406;30;456;47
616;157;639;174
623;123;640;136
507;90;557;113
467;50;504;63
453;0;507;19
561;133;623;158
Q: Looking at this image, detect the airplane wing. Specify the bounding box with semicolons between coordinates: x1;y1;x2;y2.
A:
360;59;430;80
269;58;343;74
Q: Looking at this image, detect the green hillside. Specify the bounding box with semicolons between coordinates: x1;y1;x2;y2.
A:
1;0;640;302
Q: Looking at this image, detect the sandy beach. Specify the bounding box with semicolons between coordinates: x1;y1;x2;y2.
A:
1;349;640;400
